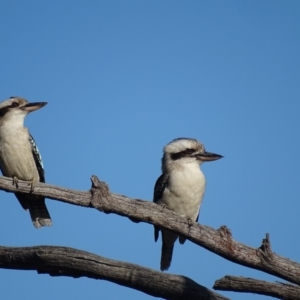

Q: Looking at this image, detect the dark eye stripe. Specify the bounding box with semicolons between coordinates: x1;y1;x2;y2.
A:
0;102;20;117
11;102;19;107
0;107;10;117
171;148;195;160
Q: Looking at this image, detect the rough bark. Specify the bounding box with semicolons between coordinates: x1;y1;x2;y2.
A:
214;276;300;300
0;175;300;299
0;245;228;300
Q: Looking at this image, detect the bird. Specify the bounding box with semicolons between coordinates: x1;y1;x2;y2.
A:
153;137;222;271
0;96;52;228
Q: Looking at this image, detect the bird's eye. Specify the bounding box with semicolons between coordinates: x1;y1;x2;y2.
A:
185;148;194;154
11;102;19;107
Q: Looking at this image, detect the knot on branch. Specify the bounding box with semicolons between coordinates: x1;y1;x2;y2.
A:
90;175;113;212
217;225;234;252
257;233;274;262
217;226;232;239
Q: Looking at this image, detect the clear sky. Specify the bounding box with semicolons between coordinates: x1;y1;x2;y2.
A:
0;1;299;299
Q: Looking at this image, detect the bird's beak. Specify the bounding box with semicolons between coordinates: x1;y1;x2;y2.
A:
20;102;47;112
197;151;223;162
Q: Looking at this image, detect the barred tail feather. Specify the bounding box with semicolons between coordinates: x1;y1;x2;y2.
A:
15;193;52;228
29;200;52;228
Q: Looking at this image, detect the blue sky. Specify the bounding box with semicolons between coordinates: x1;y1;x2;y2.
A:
0;1;299;299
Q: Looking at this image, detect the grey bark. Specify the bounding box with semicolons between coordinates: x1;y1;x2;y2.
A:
214;276;300;300
0;175;299;299
0;245;228;300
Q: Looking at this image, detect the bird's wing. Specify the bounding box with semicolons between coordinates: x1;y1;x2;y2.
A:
153;173;168;242
29;134;45;183
14;134;46;211
17;135;51;227
153;173;168;203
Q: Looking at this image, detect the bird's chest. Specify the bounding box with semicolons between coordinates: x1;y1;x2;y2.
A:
0;129;37;180
162;168;206;220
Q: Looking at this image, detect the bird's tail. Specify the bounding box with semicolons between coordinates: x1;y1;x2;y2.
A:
160;230;178;271
29;199;52;228
16;193;52;228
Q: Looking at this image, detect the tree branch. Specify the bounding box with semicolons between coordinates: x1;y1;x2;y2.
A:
213;276;300;300
0;245;228;300
0;175;300;286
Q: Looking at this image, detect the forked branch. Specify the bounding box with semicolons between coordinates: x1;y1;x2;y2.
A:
0;175;300;299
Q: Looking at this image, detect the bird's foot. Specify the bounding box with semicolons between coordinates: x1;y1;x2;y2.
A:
12;177;35;192
187;218;194;235
160;203;167;210
187;218;193;228
29;180;35;192
12;176;19;188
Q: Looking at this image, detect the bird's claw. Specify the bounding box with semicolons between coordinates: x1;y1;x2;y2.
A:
187;218;194;235
29;180;35;192
12;176;19;188
13;176;35;192
187;218;193;228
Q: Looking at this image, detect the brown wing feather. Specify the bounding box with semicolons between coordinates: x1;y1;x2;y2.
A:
153;174;168;242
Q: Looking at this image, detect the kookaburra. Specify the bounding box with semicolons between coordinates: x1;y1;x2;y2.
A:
0;96;51;228
154;138;222;271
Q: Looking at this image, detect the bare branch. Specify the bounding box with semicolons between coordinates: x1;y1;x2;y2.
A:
0;245;229;300
0;176;300;285
214;276;300;300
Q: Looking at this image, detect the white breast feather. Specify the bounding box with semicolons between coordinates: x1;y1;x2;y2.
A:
0;126;39;180
161;164;206;221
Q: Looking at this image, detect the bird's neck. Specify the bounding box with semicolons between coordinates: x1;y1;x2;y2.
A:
0;116;27;141
0;114;25;130
163;160;201;174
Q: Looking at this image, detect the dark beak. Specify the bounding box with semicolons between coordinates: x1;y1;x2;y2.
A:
21;102;47;112
197;151;223;162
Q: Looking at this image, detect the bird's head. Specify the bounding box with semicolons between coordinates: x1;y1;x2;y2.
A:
0;97;47;124
162;137;223;172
